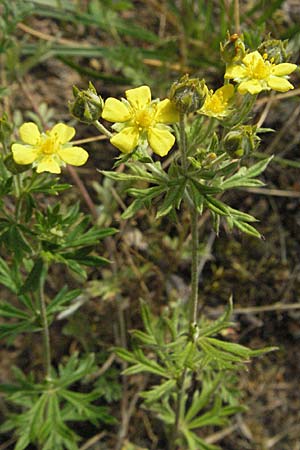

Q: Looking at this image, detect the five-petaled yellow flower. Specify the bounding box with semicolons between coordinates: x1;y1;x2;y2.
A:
198;84;234;119
225;51;297;95
12;122;88;174
102;85;179;157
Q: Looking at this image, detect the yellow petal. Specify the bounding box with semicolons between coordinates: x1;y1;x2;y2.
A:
216;83;234;101
12;143;39;164
102;98;132;122
243;51;263;67
238;80;264;95
50;123;75;144
58;146;89;166
125;86;151;109
36;156;61;173
19;122;41;145
272;63;297;76
224;64;247;80
267;76;294;92
148;127;175;157
110;127;139;153
155;99;179;124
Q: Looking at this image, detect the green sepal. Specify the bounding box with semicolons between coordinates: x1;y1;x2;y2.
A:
4;154;31;174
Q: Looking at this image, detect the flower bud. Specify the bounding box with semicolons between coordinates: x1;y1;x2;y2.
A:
224;126;260;158
69;82;104;123
0;113;12;143
220;33;246;64
258;38;290;64
169;74;208;113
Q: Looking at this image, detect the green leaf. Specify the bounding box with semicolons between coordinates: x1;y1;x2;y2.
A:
8;224;33;258
199;297;233;337
182;429;220;450
191;179;222;195
140;379;176;403
122;349;169;378
0;302;29;320
156;181;186;218
0;257;18;293
46;287;81;315
205;196;229;216
121;198;144;219
231;218;261;238
245;156;273;178
19;258;45;295
113;347;137;364
101;169;156;184
185;373;224;422
221;157;273;190
131;330;156;345
205;337;253;359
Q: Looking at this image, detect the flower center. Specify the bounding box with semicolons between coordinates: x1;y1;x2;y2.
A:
40;136;58;155
206;93;226;114
248;59;270;80
134;108;155;129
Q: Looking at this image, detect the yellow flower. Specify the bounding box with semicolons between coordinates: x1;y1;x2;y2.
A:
225;51;297;95
12;122;88;174
198;84;234;119
102;85;179;157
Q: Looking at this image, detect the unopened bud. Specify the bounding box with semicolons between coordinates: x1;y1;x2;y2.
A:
169;74;208;113
0;114;12;143
224;126;260;158
224;131;244;158
220;33;246;64
258;38;290;64
69;82;104;123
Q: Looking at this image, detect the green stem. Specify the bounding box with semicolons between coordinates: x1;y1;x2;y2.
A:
190;206;199;326
93;120;113;138
14;175;23;222
170;111;200;450
170;112;198;450
38;269;51;380
169;369;187;450
179;111;188;171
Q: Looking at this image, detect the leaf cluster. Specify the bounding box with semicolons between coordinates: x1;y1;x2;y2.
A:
0;353;116;450
103;151;272;238
114;301;275;449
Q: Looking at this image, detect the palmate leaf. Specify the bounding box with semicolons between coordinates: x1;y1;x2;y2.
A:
0;353;114;449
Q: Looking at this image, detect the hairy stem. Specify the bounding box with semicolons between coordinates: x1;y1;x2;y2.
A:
170;111;200;450
38;269;51;380
169;369;187;450
179;111;188;170
190;205;199;325
93;120;113;138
